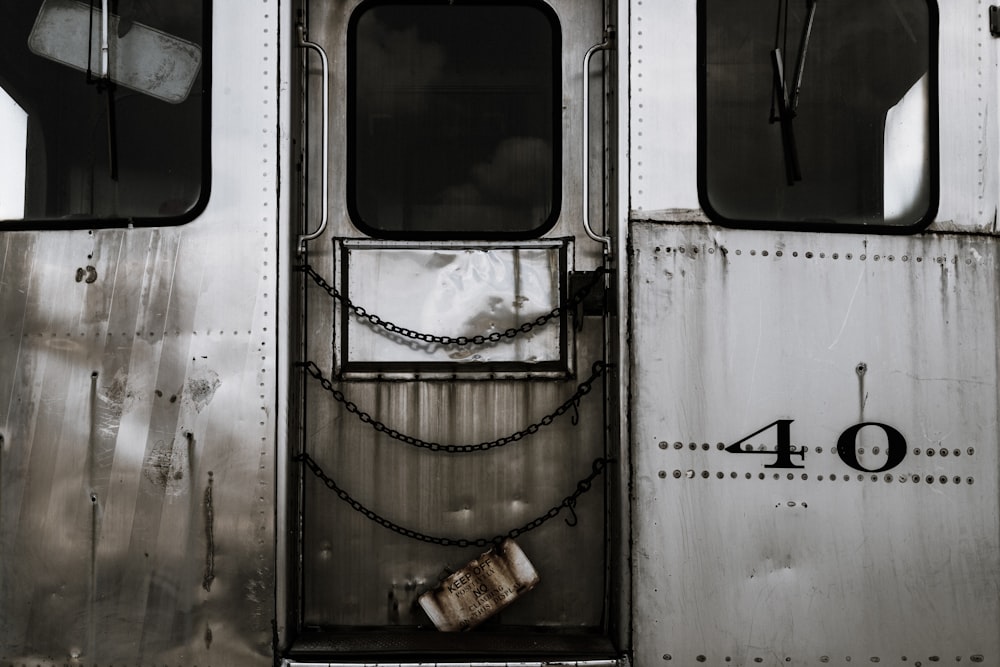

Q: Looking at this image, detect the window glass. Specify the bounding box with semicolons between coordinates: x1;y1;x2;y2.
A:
0;0;208;225
700;0;936;229
348;0;560;238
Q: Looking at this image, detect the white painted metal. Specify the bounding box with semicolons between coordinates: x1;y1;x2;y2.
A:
628;225;1000;665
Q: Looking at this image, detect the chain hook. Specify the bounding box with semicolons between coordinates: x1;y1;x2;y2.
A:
563;498;579;527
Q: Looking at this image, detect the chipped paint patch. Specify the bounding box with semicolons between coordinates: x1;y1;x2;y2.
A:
98;367;143;435
184;370;221;413
143;437;189;496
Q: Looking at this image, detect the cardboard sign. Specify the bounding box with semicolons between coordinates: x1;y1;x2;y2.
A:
418;539;539;631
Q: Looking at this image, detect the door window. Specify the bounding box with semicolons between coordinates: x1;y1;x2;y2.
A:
348;0;560;238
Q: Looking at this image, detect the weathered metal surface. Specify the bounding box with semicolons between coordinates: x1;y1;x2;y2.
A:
418;538;540;631
0;2;281;665
28;0;203;103
629;223;1000;665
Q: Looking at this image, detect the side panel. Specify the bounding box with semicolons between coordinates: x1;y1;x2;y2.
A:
0;2;282;665
629;223;1000;665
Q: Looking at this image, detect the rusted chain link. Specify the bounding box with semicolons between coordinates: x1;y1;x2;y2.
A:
300;360;606;453
296;263;607;346
294;452;610;547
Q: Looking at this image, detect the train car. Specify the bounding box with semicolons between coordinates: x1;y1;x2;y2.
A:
0;1;997;666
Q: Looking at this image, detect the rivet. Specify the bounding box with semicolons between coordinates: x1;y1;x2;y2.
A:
673;470;682;478
658;470;667;479
659;441;668;449
967;447;975;455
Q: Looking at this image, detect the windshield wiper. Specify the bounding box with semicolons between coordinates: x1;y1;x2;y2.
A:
770;0;817;185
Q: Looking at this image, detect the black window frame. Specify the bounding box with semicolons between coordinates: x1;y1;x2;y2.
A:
0;0;212;231
346;0;562;241
696;0;940;235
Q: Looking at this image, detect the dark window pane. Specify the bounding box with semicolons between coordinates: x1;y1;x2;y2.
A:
701;0;936;228
0;0;208;224
349;1;559;238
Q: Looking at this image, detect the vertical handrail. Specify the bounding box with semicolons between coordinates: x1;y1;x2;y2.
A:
582;32;613;257
297;25;330;255
100;0;110;78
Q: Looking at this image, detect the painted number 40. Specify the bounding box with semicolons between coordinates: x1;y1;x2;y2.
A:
725;419;907;472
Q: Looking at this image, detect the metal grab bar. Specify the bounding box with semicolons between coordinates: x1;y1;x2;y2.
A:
582;32;613;257
296;25;330;255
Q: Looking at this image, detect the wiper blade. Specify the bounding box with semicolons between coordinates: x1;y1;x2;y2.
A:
771;47;801;185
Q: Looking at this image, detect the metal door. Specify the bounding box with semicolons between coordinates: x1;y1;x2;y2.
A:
288;0;618;654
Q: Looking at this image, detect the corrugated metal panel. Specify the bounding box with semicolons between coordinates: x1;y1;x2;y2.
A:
0;2;282;664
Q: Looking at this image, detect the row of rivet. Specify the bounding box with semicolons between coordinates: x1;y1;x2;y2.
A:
663;654;985;664
659;442;976;457
659;470;975;485
657;246;981;265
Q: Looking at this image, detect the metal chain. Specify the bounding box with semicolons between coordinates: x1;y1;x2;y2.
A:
300;360;606;453
295;451;610;547
296;263;607;346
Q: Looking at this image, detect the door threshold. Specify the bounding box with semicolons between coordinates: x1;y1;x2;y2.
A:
286;628;620;663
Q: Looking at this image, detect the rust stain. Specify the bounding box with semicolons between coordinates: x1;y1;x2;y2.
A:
203;471;215;592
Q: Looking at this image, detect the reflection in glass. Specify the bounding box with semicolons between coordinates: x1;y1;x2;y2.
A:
702;0;934;227
349;2;559;237
0;0;207;223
